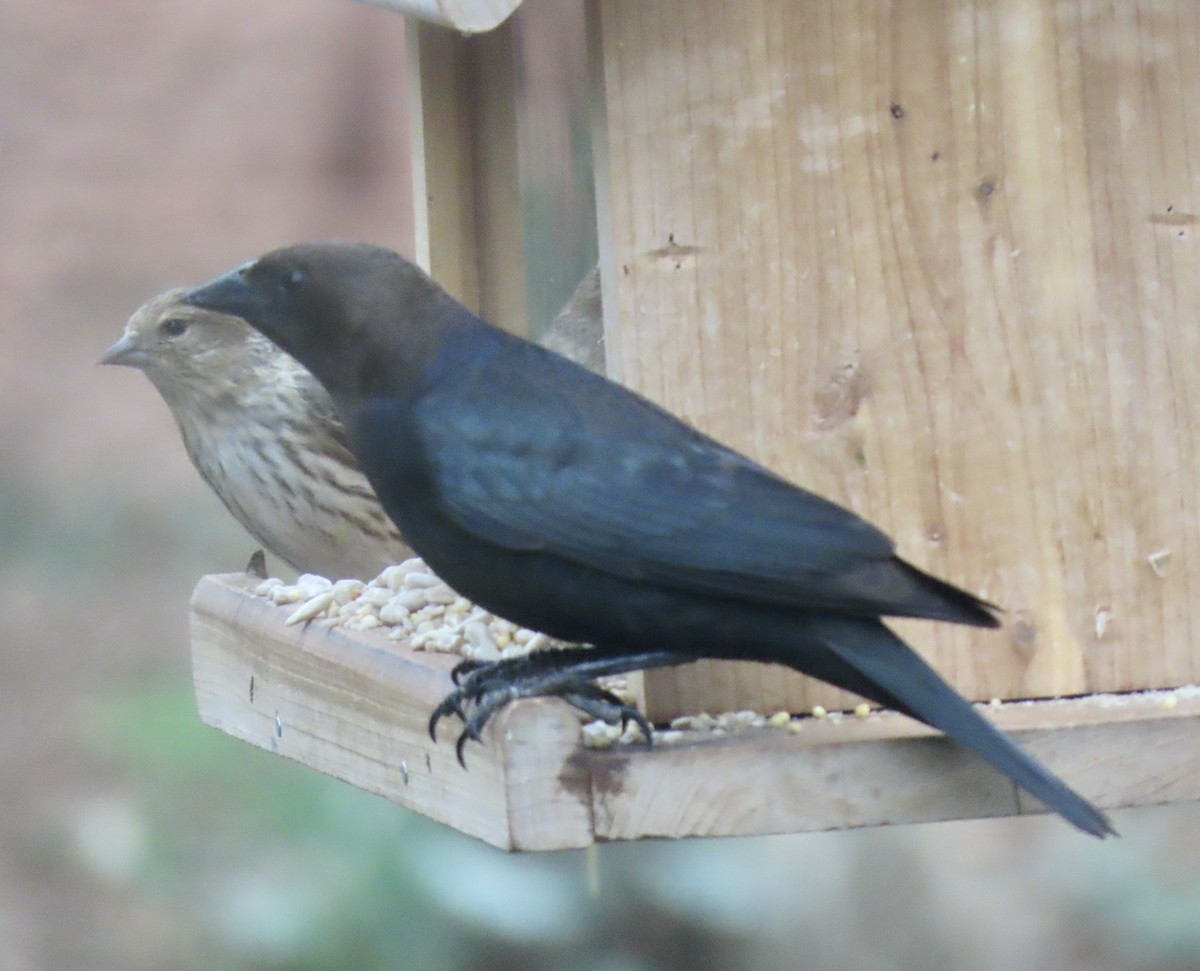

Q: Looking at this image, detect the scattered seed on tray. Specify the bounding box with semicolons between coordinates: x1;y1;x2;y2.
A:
254;560;1187;750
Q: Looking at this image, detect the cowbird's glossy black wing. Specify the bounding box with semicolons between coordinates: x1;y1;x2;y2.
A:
413;337;995;625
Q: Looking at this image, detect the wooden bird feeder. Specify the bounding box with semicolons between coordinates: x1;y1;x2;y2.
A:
191;0;1200;849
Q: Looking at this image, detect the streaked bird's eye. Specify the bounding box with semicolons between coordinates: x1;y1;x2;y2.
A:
160;318;188;338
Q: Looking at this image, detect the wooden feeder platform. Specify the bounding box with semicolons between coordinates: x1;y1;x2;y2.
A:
192;573;1200;851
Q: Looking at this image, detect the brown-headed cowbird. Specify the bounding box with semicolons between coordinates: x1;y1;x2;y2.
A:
101;268;604;579
182;242;1115;838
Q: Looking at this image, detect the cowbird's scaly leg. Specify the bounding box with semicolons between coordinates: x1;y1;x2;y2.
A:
429;646;689;763
451;667;664;766
453;679;655;766
430;647;687;739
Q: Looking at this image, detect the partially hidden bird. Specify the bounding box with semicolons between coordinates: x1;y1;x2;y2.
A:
100;266;603;580
181;241;1115;838
99;289;409;580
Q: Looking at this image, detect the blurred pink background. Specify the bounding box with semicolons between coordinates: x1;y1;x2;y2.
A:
2;2;1198;969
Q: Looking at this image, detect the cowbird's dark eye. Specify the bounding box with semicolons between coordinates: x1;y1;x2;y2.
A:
282;268;306;291
160;318;188;338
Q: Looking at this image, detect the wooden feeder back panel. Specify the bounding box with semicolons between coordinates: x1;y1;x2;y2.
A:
589;0;1200;718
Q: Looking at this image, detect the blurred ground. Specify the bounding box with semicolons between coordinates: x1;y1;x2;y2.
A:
2;2;1200;970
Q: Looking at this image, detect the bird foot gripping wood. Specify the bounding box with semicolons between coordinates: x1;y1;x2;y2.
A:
428;647;688;766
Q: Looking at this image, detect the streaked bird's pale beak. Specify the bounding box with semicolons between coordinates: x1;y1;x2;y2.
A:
98;332;149;368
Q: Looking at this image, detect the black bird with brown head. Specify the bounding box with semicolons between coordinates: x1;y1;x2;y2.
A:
183;241;1115;838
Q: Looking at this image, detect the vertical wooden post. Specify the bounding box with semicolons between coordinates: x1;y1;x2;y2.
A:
406;21;476;308
406;20;524;328
406;2;597;336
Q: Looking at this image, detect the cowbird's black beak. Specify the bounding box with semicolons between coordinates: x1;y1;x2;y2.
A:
182;262;262;319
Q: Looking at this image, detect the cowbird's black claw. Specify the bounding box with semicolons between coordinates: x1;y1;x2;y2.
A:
450;658;486;686
454;728;475;767
428;690;466;741
622;706;655;744
632;713;654;743
558;683;656;743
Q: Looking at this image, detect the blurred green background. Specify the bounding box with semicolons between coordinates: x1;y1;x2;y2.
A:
3;1;1199;969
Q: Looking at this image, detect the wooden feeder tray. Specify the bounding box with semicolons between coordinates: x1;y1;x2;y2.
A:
191;573;1200;850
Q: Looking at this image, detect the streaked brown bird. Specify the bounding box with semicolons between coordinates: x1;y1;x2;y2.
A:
101;269;604;579
180;241;1116;838
99;289;406;579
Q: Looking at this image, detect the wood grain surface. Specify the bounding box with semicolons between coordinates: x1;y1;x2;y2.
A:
590;0;1200;717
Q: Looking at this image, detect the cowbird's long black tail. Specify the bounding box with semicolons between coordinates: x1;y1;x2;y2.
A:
793;616;1117;838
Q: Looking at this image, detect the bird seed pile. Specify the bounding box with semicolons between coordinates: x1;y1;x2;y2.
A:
255;557;565;659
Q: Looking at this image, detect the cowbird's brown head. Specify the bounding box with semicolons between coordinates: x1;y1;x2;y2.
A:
181;242;456;401
99;288;290;410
